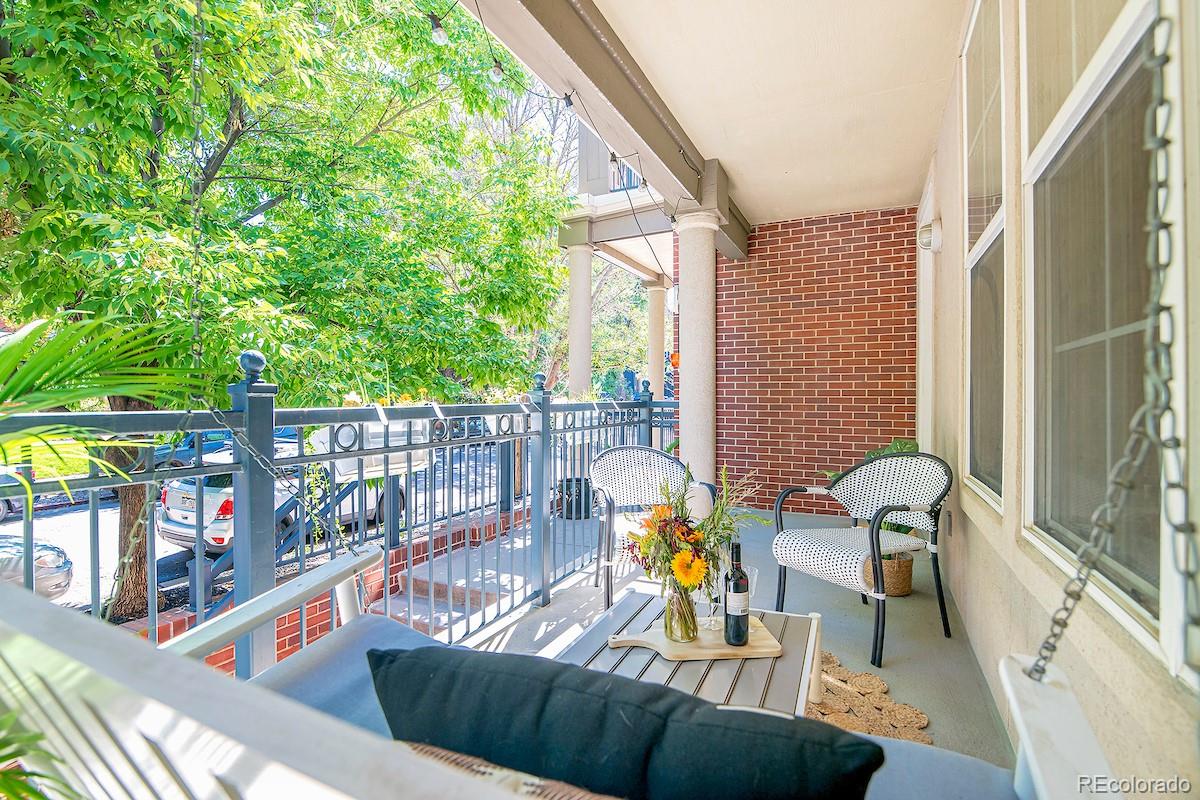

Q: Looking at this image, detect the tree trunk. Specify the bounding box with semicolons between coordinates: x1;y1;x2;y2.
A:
105;395;162;620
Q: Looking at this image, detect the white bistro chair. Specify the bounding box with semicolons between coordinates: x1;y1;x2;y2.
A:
589;446;716;608
772;452;954;668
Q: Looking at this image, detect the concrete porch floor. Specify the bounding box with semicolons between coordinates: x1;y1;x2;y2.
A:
465;511;1015;769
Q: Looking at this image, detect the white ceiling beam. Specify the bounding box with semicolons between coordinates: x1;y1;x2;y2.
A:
594;243;671;286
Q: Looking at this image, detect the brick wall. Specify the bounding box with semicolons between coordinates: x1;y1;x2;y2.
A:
707;206;918;511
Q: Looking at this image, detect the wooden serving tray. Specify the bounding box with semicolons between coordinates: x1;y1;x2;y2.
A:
607;616;782;662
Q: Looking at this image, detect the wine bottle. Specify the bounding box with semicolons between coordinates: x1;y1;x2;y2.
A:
724;542;749;646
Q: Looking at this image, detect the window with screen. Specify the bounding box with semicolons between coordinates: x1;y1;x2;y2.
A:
1032;37;1160;617
1023;0;1126;153
969;237;1005;495
964;0;1005;497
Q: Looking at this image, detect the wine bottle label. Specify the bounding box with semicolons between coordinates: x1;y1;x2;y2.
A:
726;591;749;615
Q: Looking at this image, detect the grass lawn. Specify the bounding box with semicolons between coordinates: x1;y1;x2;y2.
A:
31;450;94;480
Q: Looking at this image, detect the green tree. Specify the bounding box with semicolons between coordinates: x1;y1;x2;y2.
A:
1;0;569;615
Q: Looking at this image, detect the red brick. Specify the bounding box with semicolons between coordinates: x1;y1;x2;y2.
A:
680;205;918;511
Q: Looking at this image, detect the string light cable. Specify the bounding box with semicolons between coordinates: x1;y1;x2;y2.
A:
569;89;671;277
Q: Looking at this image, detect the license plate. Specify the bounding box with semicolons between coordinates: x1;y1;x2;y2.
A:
179;494;195;510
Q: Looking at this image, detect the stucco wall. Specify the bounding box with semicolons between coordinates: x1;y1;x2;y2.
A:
925;0;1200;790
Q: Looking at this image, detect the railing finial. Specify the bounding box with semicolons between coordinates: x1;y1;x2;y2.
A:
239;350;267;382
533;373;547;391
641;379;651;393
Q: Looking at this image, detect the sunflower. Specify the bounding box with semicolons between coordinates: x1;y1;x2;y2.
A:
671;550;707;589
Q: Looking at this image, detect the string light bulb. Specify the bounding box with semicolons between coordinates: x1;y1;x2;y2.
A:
429;12;449;46
489;58;505;84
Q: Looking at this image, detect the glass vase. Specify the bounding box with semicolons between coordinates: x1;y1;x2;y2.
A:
664;582;699;643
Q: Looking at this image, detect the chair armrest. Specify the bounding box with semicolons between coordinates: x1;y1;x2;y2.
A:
160;547;383;660
863;504;936;588
773;486;831;531
867;504;933;536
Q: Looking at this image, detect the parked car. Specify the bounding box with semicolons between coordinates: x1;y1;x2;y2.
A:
0;535;73;600
153;426;299;468
156;449;295;554
0;472;28;524
156;423;428;554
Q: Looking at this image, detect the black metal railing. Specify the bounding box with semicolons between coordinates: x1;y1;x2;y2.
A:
0;355;678;677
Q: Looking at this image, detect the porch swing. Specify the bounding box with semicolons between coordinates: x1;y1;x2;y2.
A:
0;2;1193;799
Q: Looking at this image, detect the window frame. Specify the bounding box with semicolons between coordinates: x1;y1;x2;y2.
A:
1019;0;1193;684
961;0;1007;507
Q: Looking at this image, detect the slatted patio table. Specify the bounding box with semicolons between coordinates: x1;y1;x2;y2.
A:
553;591;823;716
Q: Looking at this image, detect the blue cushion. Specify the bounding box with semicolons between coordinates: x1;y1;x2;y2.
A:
252;614;440;736
864;735;1017;800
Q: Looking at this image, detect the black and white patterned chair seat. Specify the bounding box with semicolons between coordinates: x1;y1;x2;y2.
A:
772;527;928;594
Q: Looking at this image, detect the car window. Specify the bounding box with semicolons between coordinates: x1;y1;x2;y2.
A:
203;431;233;444
203;473;234;489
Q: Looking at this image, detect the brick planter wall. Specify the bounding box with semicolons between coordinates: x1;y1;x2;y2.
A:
695;206;918;512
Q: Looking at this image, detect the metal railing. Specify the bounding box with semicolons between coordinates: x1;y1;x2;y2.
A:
0;355;678;678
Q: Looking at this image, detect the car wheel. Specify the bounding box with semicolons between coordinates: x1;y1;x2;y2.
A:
0;500;9;524
375;490;407;546
374;489;407;523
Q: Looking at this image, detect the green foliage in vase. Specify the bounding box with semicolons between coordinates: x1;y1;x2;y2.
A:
628;467;761;601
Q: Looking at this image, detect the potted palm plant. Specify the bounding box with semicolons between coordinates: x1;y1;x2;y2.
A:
0;314;200;797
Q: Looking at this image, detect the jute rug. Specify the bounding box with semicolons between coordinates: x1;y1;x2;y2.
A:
804;650;933;745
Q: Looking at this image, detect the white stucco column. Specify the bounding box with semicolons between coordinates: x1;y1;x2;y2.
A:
566;244;593;397
674;210;720;483
644;280;667;401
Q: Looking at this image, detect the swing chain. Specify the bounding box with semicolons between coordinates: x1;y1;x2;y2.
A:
1027;4;1197;681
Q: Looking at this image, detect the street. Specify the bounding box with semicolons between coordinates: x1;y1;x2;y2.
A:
0;499;187;611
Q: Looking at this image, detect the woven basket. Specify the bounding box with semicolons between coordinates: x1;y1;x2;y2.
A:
863;551;913;597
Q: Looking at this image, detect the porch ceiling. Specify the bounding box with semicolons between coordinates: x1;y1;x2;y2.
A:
591;0;968;223
599;233;673;285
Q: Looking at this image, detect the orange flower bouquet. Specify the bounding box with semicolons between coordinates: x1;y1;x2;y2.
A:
627;468;757;642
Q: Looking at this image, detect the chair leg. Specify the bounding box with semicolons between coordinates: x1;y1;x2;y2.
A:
592;514;604;588
775;564;787;612
871;598;886;668
860;593;868;605
931;551;951;638
603;511;615;609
